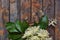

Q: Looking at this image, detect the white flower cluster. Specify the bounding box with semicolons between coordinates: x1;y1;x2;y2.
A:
48;19;57;27
22;26;52;40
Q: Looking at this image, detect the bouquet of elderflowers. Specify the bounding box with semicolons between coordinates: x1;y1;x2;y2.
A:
22;26;52;40
5;10;56;40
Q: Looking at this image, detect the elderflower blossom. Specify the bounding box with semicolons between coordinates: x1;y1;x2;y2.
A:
26;36;40;40
37;29;49;38
22;26;39;38
22;26;52;40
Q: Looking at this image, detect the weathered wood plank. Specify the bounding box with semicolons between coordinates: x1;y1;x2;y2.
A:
43;0;55;19
55;0;60;40
31;0;42;23
1;0;10;40
10;0;17;22
16;0;21;20
21;0;31;22
1;0;10;22
0;0;4;40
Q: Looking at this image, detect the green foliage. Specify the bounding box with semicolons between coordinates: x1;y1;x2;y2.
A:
5;15;49;40
8;33;23;40
15;20;29;33
39;15;49;29
5;20;29;40
6;22;18;32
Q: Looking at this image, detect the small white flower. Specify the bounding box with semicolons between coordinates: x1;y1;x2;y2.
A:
49;19;57;27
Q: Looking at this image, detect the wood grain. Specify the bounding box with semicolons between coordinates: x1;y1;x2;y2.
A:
21;0;31;22
31;0;42;23
55;0;60;40
10;0;17;22
1;0;10;40
0;0;4;40
43;0;55;19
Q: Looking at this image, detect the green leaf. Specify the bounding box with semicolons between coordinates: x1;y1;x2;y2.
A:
22;20;29;32
8;33;23;40
39;15;49;29
5;22;18;32
15;20;29;33
15;20;22;32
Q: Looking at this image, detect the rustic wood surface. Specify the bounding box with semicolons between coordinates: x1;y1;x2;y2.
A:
55;0;60;40
0;0;60;40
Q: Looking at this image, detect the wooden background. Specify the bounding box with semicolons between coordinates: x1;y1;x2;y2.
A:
0;0;60;40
